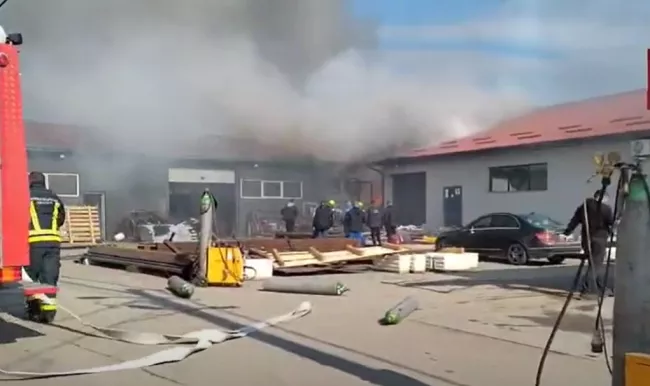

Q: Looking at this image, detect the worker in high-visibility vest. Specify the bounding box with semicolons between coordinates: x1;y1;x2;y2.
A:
26;171;66;288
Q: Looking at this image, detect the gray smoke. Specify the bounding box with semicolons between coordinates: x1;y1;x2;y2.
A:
2;0;533;163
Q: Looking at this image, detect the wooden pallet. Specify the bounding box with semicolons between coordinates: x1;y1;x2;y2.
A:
61;205;102;247
250;243;408;269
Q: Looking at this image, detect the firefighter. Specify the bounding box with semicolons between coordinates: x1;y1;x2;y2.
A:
366;200;383;246
26;171;66;288
344;201;366;244
563;189;614;299
312;200;334;238
382;201;397;241
342;201;353;237
280;199;299;232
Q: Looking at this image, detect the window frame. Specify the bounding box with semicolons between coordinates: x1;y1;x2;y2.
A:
468;215;493;229
489;214;521;229
239;179;303;199
261;180;283;198
44;172;80;197
488;163;548;193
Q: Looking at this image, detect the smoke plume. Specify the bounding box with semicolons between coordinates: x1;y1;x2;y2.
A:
1;0;534;163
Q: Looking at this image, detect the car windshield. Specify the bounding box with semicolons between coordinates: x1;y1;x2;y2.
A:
520;213;565;230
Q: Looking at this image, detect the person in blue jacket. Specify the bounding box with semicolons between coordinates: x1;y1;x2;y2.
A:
344;201;366;245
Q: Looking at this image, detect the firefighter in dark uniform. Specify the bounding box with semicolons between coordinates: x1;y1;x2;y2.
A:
26;171;66;288
280;199;299;232
563;189;614;299
366;200;383;246
382;201;397;240
312;200;334;238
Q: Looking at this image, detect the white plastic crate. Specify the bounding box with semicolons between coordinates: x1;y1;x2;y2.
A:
428;252;479;272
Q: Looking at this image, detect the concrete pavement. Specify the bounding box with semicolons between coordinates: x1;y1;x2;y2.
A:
1;260;612;385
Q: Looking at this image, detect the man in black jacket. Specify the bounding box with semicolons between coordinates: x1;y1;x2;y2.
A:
366;200;383;246
382;201;397;240
26;172;66;287
563;190;614;298
312;200;334;238
344;202;366;244
280;199;299;232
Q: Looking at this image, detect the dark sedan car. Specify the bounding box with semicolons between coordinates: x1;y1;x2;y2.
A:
435;212;582;265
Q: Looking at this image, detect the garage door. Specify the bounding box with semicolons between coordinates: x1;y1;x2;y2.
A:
392;172;426;226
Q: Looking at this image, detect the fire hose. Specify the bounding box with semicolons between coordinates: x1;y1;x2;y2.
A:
0;269;312;379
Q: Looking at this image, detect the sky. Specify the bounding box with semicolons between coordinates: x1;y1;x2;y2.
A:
350;0;650;105
1;0;648;162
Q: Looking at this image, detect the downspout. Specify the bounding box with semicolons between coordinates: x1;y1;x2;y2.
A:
366;164;386;205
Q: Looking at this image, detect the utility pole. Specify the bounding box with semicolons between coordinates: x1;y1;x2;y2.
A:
612;170;650;386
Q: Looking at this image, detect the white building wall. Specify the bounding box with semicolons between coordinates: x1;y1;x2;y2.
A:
383;136;648;229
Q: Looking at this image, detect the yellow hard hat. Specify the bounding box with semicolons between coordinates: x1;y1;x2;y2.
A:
328;200;335;206
357;201;364;207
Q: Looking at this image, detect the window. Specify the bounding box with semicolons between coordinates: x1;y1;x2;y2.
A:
262;181;282;198
240;179;303;199
241;180;262;198
45;173;79;197
469;216;492;228
489;163;548;192
282;181;303;199
491;214;520;228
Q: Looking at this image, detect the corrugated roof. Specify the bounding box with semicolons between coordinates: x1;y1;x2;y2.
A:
24;121;310;162
403;89;650;159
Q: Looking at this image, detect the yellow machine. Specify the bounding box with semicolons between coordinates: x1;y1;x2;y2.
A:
626;353;650;386
205;243;244;286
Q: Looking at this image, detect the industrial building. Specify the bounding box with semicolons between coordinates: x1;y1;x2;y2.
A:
380;90;650;229
25;124;377;238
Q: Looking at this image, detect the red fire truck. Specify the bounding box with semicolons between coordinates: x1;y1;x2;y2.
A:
0;30;58;322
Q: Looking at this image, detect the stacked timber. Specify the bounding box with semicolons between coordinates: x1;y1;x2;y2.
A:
61;205;102;247
250;244;404;269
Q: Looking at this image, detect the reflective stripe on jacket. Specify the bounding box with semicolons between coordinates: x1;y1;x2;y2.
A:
29;195;63;244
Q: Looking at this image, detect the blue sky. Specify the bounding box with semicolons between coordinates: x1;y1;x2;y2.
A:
349;0;648;104
351;0;556;59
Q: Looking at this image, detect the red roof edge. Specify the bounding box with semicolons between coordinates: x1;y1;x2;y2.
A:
394;89;650;161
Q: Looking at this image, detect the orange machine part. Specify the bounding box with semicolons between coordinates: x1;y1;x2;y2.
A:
0;44;30;272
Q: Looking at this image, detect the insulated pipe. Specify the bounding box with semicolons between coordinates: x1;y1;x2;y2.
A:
611;172;650;386
381;296;418;325
261;280;348;296
167;275;195;299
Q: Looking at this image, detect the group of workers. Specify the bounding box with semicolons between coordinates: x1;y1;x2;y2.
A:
280;198;397;245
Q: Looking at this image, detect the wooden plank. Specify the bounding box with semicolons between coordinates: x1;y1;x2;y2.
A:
308;247;325;261
345;244;365;256
270;248;285;266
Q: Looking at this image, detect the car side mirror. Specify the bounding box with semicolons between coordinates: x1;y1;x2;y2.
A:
469;227;475;233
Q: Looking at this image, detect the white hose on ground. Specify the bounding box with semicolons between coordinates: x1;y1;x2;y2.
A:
0;269;311;379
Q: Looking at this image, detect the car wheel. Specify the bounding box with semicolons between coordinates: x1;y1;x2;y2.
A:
547;256;566;265
506;243;529;265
